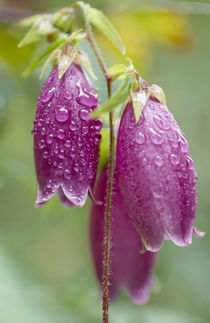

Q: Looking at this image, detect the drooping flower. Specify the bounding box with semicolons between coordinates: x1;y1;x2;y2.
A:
90;168;156;304
116;97;204;252
33;63;102;208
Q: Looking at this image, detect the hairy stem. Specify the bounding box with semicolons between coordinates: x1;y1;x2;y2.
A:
86;21;114;323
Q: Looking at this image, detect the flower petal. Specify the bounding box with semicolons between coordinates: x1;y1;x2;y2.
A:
33;63;102;208
116;98;199;251
90;168;156;304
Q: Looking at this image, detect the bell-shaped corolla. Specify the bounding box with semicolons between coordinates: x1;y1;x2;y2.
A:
90;168;156;304
116;98;204;252
33;63;102;208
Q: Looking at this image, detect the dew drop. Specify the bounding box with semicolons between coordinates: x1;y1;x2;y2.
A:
81;159;86;166
179;137;189;153
41;127;46;136
154;155;163;167
47;134;53;144
69;148;76;159
64;169;71;180
154;115;170;131
76;93;98;107
55;107;69;122
39;140;45;149
58;150;65;159
74;163;79;172
43;151;48;159
136;132;146;145
90;125;96;136
64;92;73;100
64;139;71;148
69;121;77;131
41;88;54;103
71;68;76;75
79;109;89;121
186;156;194;170
149;128;165;145
82;126;88;135
56;129;65;140
87;169;94;179
170;153;180;166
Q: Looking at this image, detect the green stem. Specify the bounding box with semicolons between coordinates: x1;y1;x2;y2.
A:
86;17;114;323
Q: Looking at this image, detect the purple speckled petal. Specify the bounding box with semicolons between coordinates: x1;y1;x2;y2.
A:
34;63;102;208
116;98;200;251
90;168;156;304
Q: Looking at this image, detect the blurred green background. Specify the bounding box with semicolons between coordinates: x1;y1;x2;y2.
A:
0;0;210;322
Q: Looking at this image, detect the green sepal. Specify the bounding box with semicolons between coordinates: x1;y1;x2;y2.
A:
22;37;68;77
75;50;97;80
40;49;60;79
58;45;76;79
130;79;150;123
108;64;128;80
92;77;130;118
87;7;126;54
150;84;166;104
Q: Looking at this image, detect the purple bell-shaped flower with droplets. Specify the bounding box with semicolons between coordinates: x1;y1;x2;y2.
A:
90;167;156;304
116;97;204;252
33;63;102;208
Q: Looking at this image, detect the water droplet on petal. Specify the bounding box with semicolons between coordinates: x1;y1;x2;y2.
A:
179;137;189;153
41;127;46;136
58;150;65;159
79;109;89;121
76;93;98;107
43;151;48;159
69;148;76;159
186;156;194;170
170;153;180;166
56;129;65;140
154;155;163;167
41;88;54;103
81;159;86;166
136;132;146;145
39;140;45;149
55;107;69;122
149;128;165;145
154;115;170;130
64;139;71;148
64;91;73;100
82;126;88;135
69;121;77;131
47;134;53;144
74;163;79;172
64;169;71;180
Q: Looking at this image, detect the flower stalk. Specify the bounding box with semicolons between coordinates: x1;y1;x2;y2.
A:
86;15;114;323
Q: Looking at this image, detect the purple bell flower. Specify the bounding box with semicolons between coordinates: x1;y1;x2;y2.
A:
33;63;102;208
116;98;204;252
90;168;156;304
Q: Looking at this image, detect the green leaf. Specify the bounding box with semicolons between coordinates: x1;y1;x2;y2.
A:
18;16;56;48
108;64;128;80
23;37;68;77
92;77;130;118
87;7;126;54
19;14;40;27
